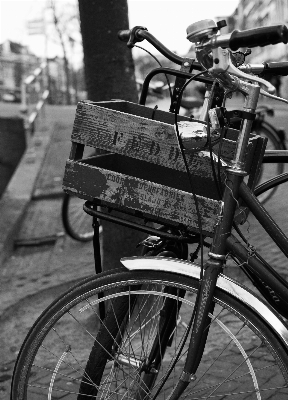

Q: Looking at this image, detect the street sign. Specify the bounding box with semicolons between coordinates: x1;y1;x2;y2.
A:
27;19;44;35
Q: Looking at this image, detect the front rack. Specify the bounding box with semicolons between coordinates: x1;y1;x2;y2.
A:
83;201;195;242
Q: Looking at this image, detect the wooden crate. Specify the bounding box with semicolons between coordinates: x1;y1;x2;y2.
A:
63;100;266;236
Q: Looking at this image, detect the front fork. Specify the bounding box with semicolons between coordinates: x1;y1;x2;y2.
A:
165;171;243;400
165;118;255;400
164;81;259;400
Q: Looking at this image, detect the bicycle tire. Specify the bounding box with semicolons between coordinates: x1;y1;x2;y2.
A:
11;268;288;399
62;193;94;242
253;120;285;204
133;248;186;400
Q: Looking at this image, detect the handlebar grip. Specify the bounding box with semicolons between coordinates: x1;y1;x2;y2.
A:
229;25;288;51
118;29;131;42
263;61;288;77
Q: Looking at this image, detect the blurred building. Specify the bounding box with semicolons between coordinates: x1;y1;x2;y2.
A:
47;57;86;104
217;0;288;97
47;56;68;104
0;40;39;101
0;39;82;105
234;0;288;63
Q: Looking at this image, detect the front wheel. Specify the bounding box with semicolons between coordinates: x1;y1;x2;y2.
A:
11;268;288;399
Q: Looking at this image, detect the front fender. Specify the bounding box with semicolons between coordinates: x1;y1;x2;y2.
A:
120;256;288;348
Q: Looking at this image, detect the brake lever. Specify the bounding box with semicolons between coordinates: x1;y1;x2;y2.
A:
209;47;276;94
260;88;288;104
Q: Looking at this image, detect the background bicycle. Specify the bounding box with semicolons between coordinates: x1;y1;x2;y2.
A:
62;192;95;242
61;146;107;242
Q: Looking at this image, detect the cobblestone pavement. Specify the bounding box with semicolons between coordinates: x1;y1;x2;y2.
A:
1;98;288;398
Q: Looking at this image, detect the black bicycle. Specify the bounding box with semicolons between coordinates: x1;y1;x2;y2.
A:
11;20;288;400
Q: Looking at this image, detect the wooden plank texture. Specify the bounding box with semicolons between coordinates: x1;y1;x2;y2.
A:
63;159;223;235
63;100;265;235
71;101;251;180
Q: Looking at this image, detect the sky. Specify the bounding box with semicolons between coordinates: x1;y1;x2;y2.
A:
128;0;239;56
0;0;239;65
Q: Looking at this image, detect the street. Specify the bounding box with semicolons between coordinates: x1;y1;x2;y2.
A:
0;97;288;398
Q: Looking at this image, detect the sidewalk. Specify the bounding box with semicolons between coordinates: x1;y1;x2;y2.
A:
0;105;96;398
0;105;73;265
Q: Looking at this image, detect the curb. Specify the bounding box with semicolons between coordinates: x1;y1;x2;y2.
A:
0;124;55;267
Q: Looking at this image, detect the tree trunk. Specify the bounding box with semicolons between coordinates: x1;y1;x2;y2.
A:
78;0;138;102
78;0;145;272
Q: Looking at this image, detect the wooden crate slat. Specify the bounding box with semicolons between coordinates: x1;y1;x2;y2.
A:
64;100;265;236
71;101;240;178
63;159;223;235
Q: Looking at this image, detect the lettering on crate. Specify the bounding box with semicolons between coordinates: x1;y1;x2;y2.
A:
168;146;180;162
113;130;123;146
137;182;184;204
149;141;161;156
138;192;162;206
130;135;142;152
107;173;125;185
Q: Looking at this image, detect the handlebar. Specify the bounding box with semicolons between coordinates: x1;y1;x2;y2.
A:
118;27;203;70
119;26;288;79
239;61;288;77
117;29;132;42
262;61;288;77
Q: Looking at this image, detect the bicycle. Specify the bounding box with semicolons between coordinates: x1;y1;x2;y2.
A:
11;20;288;400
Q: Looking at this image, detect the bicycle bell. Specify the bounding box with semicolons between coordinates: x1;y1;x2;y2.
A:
186;19;221;43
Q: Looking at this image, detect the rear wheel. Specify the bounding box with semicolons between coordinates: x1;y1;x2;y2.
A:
11;269;288;399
